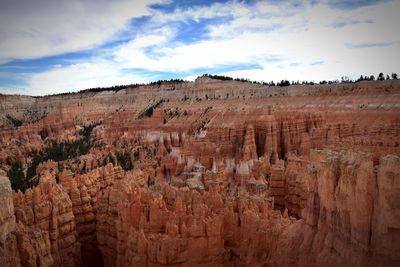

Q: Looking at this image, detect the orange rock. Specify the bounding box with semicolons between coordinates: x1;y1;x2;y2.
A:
1;79;400;266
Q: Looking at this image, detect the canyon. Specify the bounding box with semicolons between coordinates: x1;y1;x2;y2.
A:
0;76;399;266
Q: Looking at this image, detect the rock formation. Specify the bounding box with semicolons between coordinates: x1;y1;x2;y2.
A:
0;78;399;266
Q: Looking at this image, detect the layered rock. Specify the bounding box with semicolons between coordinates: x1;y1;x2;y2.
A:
0;171;14;243
283;155;309;217
12;175;81;267
60;164;124;267
0;171;54;267
95;174;227;266
270;150;400;267
371;155;400;265
269;160;286;209
0;78;399;266
95;171;292;267
1;150;399;266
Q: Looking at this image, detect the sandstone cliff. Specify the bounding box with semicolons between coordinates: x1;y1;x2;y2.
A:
0;78;399;266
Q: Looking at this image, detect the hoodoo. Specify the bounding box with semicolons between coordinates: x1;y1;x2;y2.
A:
0;78;399;266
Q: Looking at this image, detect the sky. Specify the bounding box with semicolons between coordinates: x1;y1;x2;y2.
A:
0;0;399;96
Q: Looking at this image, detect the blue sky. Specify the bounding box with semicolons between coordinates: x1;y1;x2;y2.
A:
0;0;399;95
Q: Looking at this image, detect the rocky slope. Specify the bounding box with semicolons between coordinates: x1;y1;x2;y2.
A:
0;77;399;266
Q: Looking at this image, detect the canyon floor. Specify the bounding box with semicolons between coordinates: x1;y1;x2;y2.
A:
0;76;399;267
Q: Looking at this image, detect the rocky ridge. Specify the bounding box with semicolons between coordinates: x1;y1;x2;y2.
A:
0;77;399;266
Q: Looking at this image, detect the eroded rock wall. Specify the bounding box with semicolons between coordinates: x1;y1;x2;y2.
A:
270;151;400;267
0;79;399;266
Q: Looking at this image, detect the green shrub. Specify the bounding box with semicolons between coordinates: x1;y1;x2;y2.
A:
6;115;22;127
116;151;133;171
7;161;38;192
7;121;101;192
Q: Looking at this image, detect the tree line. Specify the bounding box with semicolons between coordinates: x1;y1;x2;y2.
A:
19;72;400;97
202;72;398;87
48;79;188;96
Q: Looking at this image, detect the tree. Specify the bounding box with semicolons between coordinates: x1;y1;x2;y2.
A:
370;75;375;81
6;115;22;127
277;80;290;87
116;151;133;171
386;74;390;80
377;72;385;81
7;161;38;192
341;76;349;83
391;73;398;79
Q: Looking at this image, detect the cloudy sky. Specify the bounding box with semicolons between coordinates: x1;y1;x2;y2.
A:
0;0;399;96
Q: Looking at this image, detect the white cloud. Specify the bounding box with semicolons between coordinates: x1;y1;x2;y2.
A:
113;31;282;71
110;0;400;76
113;26;175;64
25;61;155;95
216;1;400;82
4;0;400;95
0;0;165;62
150;1;239;24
